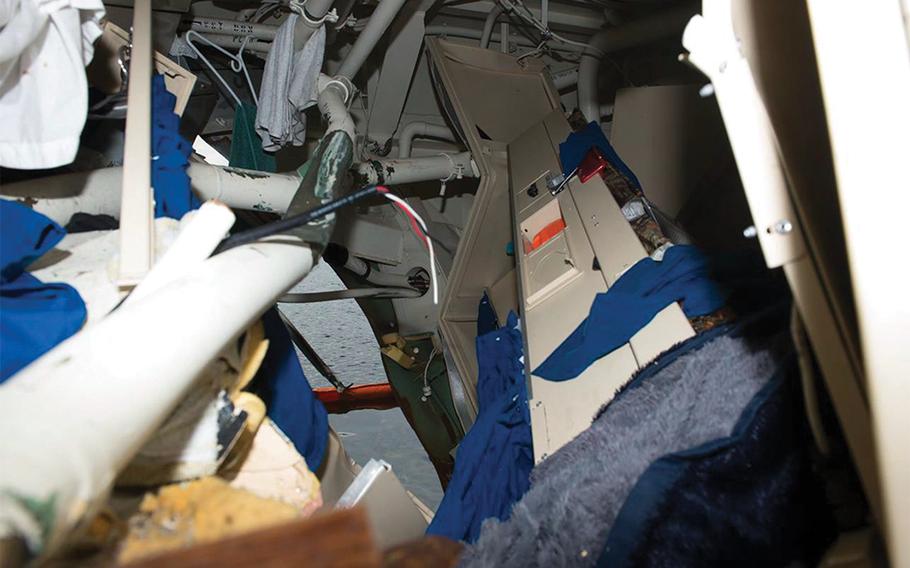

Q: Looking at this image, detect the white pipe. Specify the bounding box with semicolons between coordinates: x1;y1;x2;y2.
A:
194;33;271;55
578;4;695;122
397;122;457;158
0;164;301;224
293;0;336;51
317;74;356;143
355;152;477;186
551;67;578;90
337;0;408;79
0;235;315;556
185;163;300;212
480;3;505;49
500;21;509;54
187;17;279;41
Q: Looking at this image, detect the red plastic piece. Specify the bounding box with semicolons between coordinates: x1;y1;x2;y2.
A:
577;147;609;183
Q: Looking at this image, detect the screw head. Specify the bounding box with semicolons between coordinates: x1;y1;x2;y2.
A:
772;220;793;234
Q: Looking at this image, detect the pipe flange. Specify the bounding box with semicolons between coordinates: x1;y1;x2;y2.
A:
438;152;461;182
299;6;339;26
323;75;355;104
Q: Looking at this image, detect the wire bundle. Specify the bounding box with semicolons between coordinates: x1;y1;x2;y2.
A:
377;187;440;305
213;184;440;304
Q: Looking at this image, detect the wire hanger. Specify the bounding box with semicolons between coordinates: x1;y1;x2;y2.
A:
184;30;258;107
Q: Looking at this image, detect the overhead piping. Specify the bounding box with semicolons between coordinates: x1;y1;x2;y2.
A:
293;0;336;51
577;4;696;122
397;121;457;158
337;0;408;79
480;3;505;49
186;17;279;41
354;152;477;187
0;164;302;223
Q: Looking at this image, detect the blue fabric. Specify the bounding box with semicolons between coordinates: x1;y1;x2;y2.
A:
598;313;834;568
533;245;727;381
152;74;200;219
427;311;532;543
477;292;499;336
248;308;329;471
559;121;642;189
0;200;86;383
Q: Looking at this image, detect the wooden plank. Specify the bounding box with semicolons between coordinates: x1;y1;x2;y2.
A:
121;507;381;568
117;0;155;285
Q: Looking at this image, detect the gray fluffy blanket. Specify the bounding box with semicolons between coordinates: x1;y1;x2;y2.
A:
461;330;787;567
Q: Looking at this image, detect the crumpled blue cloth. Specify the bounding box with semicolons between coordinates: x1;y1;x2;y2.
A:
152;74;199;219
248;308;329;471
427;311;532;543
533;245;727;381
559;121;642;189
0;200;86;383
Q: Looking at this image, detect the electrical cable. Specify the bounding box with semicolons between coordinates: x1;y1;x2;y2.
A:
213;185;384;254
379;190;440;306
421;345;439;401
498;0;605;57
278;287;423;303
212;183;440;305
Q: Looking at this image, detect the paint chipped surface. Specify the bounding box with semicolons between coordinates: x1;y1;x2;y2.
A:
222;168;270;180
315;133;353;201
0;490;58;553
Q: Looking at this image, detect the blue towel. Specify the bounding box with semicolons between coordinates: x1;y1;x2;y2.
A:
0;200;86;383
248;308;329;471
152;74;200;219
559;121;642;189
533;245;726;381
427;311;533;543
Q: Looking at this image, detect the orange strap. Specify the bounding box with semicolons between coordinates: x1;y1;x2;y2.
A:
313;383;398;414
528;218;566;252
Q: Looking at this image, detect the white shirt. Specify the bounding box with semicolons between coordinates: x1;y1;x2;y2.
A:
0;0;104;170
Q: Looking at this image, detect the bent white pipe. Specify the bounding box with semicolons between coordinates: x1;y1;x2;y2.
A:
397;122;457;158
578;4;695;122
355;152;477;186
0;164;302;224
0;233;315;556
317;74;356;143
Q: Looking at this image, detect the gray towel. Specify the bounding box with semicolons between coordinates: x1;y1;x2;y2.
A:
256;14;325;152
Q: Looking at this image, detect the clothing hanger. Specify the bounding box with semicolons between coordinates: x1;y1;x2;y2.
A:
183;30;259;107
